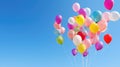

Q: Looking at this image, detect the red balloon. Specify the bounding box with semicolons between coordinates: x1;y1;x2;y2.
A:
104;34;112;44
77;31;86;40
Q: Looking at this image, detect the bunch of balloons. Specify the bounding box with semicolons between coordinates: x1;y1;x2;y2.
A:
67;2;120;57
53;0;120;57
54;15;65;45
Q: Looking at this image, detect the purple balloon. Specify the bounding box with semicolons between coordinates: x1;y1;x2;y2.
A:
95;41;103;51
55;15;62;24
83;50;88;57
78;8;86;18
72;48;77;56
68;23;74;30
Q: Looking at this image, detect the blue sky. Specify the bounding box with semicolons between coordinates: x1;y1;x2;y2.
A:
0;0;119;67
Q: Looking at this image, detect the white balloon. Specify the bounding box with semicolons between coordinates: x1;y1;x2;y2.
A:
68;17;75;24
85;7;91;16
110;11;120;21
73;35;82;46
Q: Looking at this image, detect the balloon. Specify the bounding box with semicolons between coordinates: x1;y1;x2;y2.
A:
72;2;80;12
77;31;86;40
55;27;65;35
75;15;85;26
74;27;80;32
68;23;74;30
85;7;91;16
110;11;120;21
95;41;103;51
80;27;84;31
77;44;86;54
55;15;62;24
68;30;76;40
81;27;88;36
102;12;110;22
84;17;93;27
90;35;99;44
73;35;82;46
104;0;114;10
56;36;64;45
89;23;99;33
83;50;88;57
98;19;108;32
83;39;91;49
104;34;112;44
55;29;61;35
72;48;78;56
68;17;75;25
88;32;96;38
54;22;61;29
91;10;102;23
73;23;79;28
60;27;65;34
97;31;101;35
78;8;86;18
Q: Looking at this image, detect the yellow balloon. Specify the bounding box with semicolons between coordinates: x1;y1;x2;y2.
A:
77;43;86;54
89;22;99;33
75;15;85;26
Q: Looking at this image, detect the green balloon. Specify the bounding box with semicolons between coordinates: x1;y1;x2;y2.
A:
56;36;64;45
74;27;80;32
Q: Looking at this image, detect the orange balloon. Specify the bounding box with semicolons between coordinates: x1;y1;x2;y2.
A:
54;22;61;29
68;30;76;40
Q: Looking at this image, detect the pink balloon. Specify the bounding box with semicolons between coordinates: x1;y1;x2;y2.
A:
88;32;96;38
54;22;61;29
74;23;79;28
68;30;76;40
72;2;80;12
83;39;91;49
78;8;86;18
60;27;65;34
55;15;62;24
68;23;74;30
90;35;99;44
98;19;108;32
104;0;114;10
102;12;110;22
84;17;93;27
97;31;101;35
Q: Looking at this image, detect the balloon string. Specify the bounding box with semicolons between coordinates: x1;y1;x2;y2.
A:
86;56;88;67
82;56;84;67
73;56;77;67
61;46;74;67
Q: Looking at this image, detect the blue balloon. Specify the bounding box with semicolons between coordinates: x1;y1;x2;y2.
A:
54;29;61;35
91;10;102;23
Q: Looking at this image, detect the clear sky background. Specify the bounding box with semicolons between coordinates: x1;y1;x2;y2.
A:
0;0;119;67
